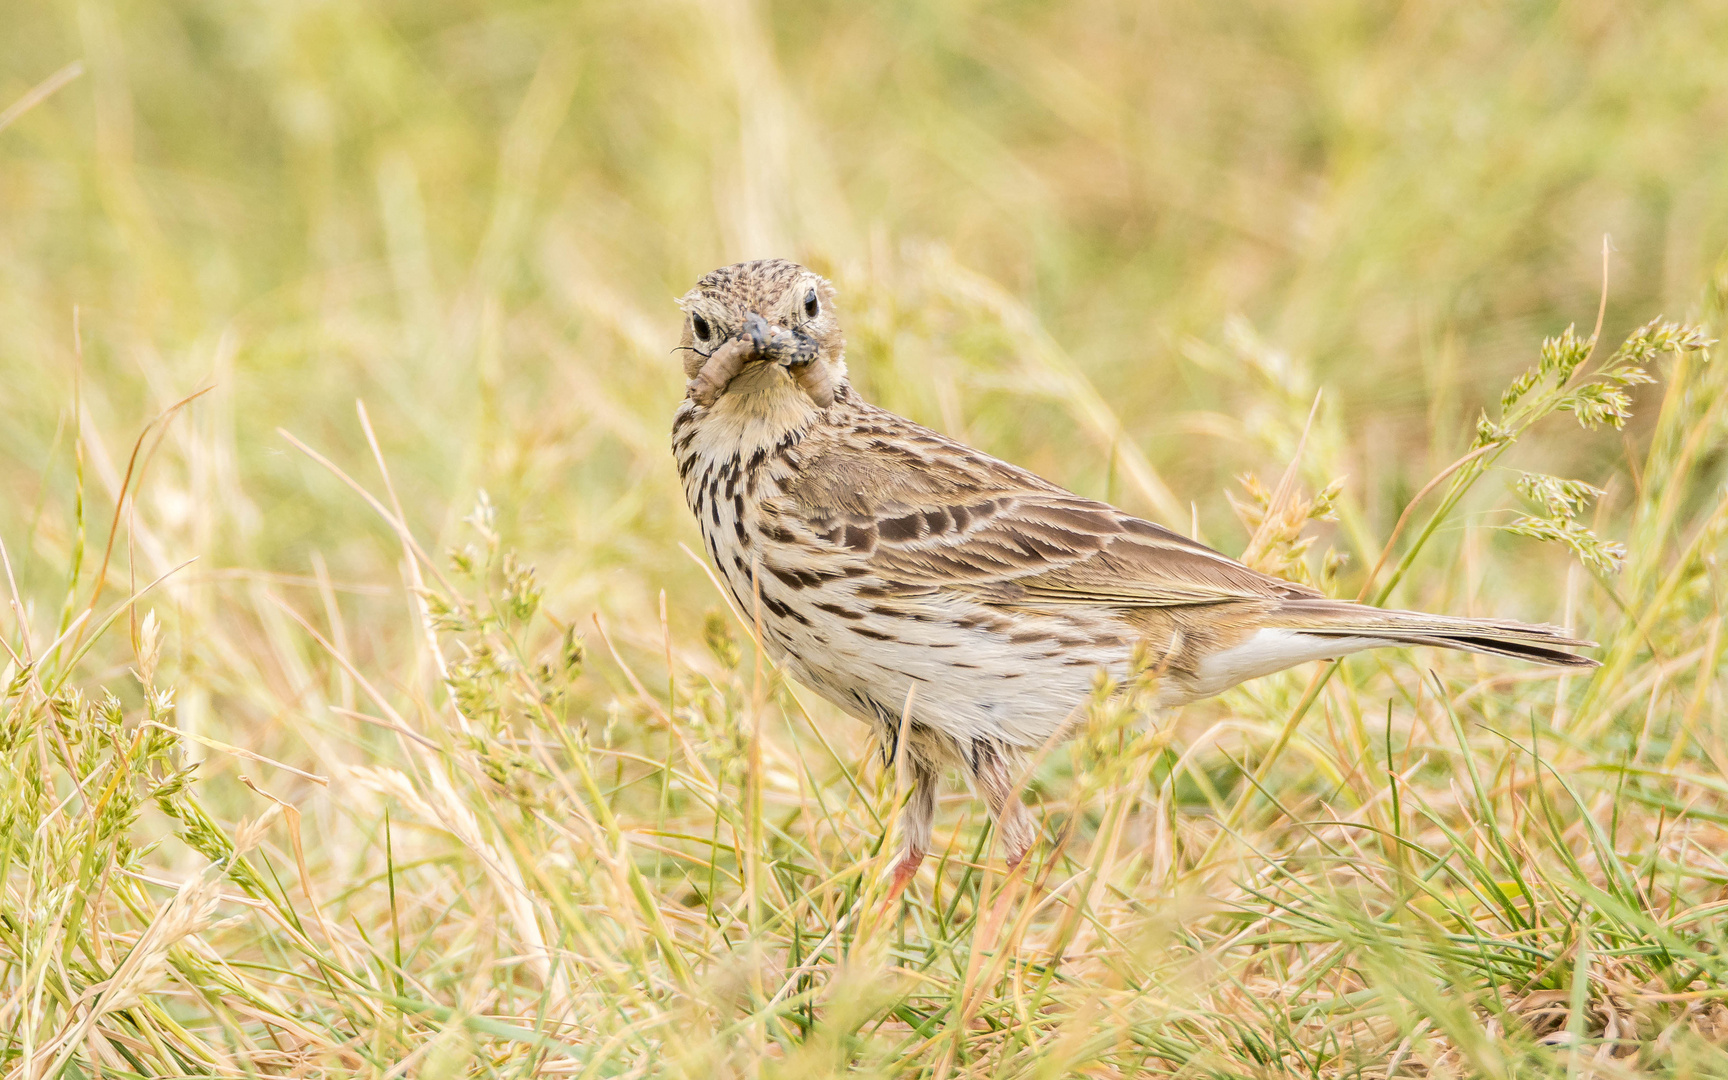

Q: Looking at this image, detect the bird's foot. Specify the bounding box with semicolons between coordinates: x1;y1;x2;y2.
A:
877;849;924;917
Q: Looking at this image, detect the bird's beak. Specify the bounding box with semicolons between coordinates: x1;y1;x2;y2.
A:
743;312;774;356
741;312;817;368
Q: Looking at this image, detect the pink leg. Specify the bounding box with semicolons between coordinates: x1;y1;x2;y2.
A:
879;758;938;911
882;846;926;907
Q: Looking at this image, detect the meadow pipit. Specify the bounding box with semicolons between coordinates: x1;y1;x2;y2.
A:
671;259;1595;899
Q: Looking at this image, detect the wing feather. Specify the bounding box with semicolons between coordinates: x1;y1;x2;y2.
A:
783;406;1314;610
769;401;1591;667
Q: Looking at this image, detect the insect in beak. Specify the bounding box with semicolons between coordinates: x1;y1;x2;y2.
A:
743;312;773;357
741;312;817;369
687;310;825;408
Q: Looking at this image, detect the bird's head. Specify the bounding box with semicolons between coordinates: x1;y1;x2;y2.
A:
676;259;846;405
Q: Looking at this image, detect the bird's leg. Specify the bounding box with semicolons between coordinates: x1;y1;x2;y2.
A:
968;738;1037;871
881;756;937;907
883;848;923;906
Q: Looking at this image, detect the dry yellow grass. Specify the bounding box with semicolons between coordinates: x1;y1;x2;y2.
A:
3;2;1728;1076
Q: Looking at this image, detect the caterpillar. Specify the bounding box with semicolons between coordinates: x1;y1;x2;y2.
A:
791;359;837;408
686;337;756;408
687;326;833;408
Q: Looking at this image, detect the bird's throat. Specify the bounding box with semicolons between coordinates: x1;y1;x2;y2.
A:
684;374;824;463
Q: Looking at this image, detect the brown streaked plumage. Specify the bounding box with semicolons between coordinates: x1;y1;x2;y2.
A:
671;258;1597;901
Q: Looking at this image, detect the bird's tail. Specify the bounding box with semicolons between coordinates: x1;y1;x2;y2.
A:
1272;599;1599;668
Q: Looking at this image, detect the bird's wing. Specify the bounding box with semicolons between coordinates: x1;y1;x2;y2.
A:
781;407;1317;609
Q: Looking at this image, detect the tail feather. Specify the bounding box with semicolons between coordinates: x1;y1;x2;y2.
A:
1274;599;1599;669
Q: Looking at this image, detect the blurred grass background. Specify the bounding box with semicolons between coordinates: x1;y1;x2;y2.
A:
7;0;1726;591
3;0;1728;1076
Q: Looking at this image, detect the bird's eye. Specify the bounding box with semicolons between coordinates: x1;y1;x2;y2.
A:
692;314;712;341
803;288;819;319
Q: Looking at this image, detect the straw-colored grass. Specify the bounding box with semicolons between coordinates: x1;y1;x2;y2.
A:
3;2;1728;1076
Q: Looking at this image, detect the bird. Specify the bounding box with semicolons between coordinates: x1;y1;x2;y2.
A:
669;258;1597;901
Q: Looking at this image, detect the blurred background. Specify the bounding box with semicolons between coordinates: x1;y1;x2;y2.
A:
6;0;1727;625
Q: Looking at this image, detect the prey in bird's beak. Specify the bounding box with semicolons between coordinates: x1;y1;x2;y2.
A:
742;312;818;367
687;313;821;407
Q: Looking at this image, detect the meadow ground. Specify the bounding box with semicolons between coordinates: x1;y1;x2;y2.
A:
3;1;1728;1076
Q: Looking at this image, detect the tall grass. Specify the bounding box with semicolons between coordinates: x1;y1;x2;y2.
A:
3;1;1728;1075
